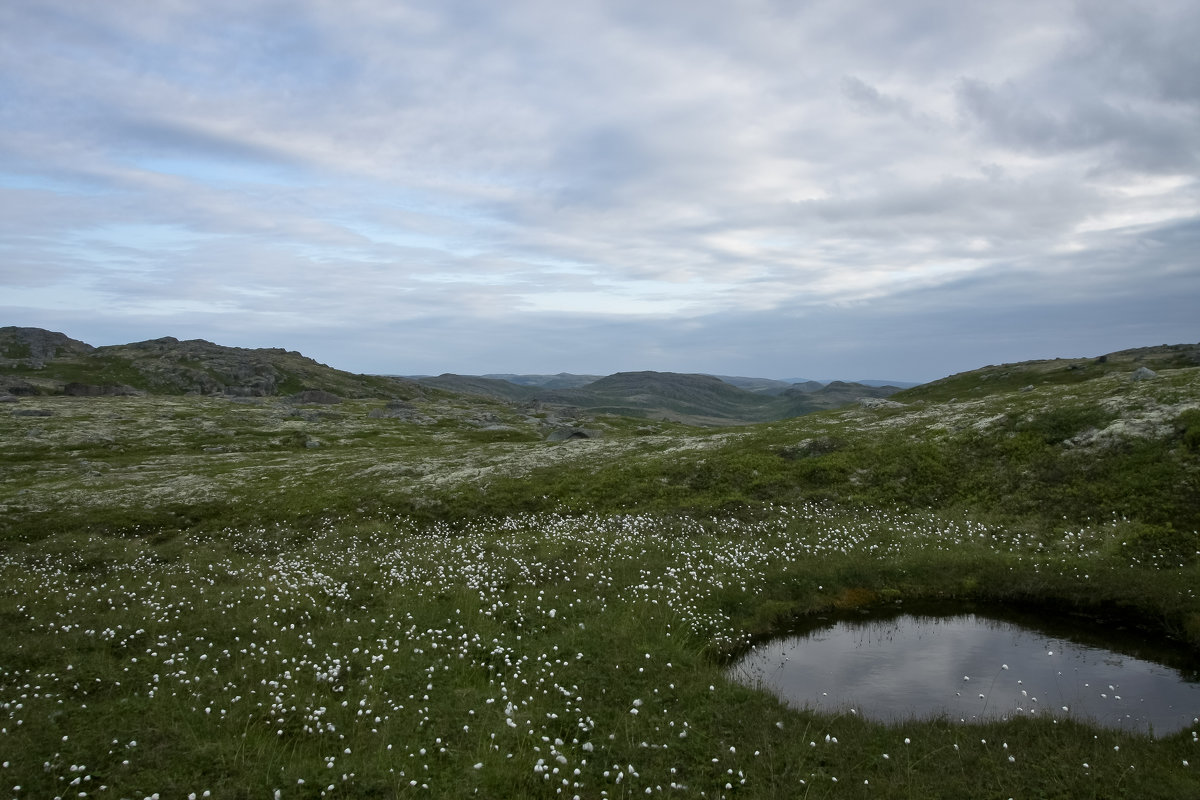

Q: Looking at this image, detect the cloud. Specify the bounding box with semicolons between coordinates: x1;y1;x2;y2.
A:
1;0;1196;380
955;1;1200;174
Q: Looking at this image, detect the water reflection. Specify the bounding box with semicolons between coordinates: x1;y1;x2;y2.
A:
729;609;1200;736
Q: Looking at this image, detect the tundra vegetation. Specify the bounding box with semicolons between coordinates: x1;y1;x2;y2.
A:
1;340;1199;798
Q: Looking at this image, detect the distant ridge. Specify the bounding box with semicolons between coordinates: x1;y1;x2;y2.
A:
0;326;418;400
0;327;907;424
482;373;602;389
7;326;1196;427
414;369;904;425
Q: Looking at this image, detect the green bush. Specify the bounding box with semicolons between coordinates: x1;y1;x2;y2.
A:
1178;409;1200;451
1016;405;1113;445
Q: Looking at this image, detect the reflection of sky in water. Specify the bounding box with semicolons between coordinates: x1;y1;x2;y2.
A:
730;615;1200;736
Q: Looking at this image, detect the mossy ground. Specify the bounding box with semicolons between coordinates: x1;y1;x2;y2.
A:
1;365;1198;798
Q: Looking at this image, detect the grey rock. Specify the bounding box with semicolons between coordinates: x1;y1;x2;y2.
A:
290;389;342;404
12;408;53;417
63;382;140;397
1020;385;1035;392
858;398;906;409
367;400;433;424
778;437;843;460
1130;367;1158;381
2;379;37;396
0;393;17;403
546;428;599;442
0;326;94;368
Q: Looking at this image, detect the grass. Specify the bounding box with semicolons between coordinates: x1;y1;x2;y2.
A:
1;361;1199;798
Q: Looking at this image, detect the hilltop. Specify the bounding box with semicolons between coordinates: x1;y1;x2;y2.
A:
1;327;910;427
895;343;1200;403
1;326;420;400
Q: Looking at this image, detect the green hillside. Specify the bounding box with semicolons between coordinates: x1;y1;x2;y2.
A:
418;369;902;424
1;326;418;400
2;334;1198;799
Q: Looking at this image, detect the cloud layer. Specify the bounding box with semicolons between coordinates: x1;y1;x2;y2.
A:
2;0;1197;380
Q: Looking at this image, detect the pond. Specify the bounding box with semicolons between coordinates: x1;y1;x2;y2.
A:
728;605;1200;736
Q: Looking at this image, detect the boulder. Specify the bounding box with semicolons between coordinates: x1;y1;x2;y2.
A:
2;378;38;396
858;397;906;409
64;382;140;397
289;389;343;405
1130;367;1158;381
367;400;432;424
546;428;599;442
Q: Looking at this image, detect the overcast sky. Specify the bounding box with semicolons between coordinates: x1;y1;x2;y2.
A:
2;0;1197;382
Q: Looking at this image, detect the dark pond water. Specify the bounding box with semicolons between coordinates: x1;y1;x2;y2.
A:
729;606;1200;736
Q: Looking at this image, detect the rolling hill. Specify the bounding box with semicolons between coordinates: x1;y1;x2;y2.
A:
416;370;903;424
2;326;904;425
0;326;420;401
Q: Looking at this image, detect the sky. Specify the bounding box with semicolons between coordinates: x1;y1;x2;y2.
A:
1;0;1197;382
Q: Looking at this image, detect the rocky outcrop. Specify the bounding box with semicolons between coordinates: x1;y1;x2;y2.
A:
108;337;287;395
858;397;906;410
289;389;342;405
546;427;600;442
0;327;94;368
367;400;433;424
1;378;38;396
63;382;141;397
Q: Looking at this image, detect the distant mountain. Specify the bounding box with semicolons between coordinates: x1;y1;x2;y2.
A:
710;375;799;395
1;326;911;425
852;379;922;389
482;373;602;389
569;371;783;423
413;369;904;425
780;381;902;416
0;327;418;400
776;376;921;389
418;374;541;403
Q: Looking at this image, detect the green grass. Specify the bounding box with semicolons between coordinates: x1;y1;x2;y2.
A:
2;511;1197;798
1;364;1199;798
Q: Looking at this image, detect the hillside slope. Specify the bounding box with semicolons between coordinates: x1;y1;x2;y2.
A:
895;343;1200;403
0;327;419;400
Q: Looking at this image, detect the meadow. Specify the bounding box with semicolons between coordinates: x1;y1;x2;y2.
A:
2;359;1198;798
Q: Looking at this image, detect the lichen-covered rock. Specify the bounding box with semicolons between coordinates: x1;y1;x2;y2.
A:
1131;367;1158;381
0;327;94;368
858;397;906;409
289;389;343;405
63;383;140;397
546;428;599;441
